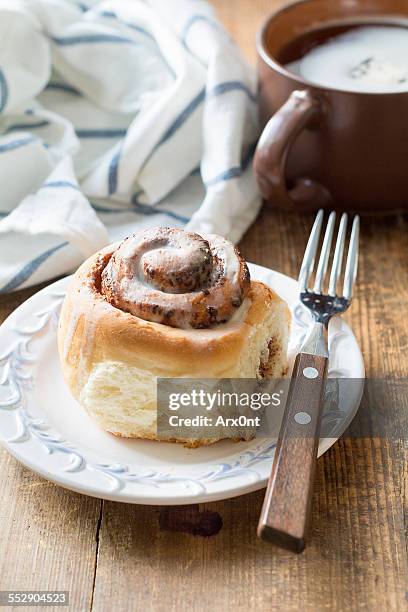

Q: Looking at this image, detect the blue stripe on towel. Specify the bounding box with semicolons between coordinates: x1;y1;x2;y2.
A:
125;22;156;41
142;82;255;169
0;242;68;293
91;202;126;214
208;81;257;104
150;82;254;157
42;180;81;191
131;198;190;223
0;68;9;113
92;200;190;224
108;144;123;195
0;137;37;153
46;82;81;96
76;128;128;139
204;141;257;187
158;89;206;147
51;34;136;46
5;120;50;134
180;14;220;48
98;10;118;17
98;10;156;41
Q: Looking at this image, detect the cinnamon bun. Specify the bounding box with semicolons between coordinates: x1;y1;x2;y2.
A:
58;227;290;447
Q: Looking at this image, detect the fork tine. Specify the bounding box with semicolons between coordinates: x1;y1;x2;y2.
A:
328;213;348;296
343;215;360;300
313;211;336;293
298;209;324;291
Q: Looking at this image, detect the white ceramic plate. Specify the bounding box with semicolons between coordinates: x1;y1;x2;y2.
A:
0;264;364;505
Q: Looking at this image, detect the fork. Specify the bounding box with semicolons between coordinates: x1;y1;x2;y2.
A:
257;209;360;553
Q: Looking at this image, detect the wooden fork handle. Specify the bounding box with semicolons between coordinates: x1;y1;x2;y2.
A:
257;352;328;553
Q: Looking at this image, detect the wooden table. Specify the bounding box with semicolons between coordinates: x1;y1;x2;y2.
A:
1;1;407;610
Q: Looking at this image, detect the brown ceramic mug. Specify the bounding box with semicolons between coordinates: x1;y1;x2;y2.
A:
253;0;408;213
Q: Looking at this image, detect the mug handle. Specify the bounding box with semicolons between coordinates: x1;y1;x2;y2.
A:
254;90;332;211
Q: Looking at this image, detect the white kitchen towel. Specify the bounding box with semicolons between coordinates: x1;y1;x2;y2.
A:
0;0;260;293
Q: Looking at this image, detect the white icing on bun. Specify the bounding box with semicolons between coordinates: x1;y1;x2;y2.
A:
101;227;250;329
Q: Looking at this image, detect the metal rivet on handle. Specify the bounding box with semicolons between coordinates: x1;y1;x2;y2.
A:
294;412;312;425
303;367;318;379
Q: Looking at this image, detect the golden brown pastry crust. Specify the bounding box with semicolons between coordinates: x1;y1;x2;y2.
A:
58;242;291;447
59;244;289;391
62;246;282;372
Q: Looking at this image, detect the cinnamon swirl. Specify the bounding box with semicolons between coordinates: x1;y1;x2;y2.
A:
58;227;290;447
101;227;250;329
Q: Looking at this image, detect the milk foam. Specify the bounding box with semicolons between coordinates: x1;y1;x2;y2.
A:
286;26;408;93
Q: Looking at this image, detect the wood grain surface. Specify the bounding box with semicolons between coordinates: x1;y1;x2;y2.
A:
0;1;407;610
